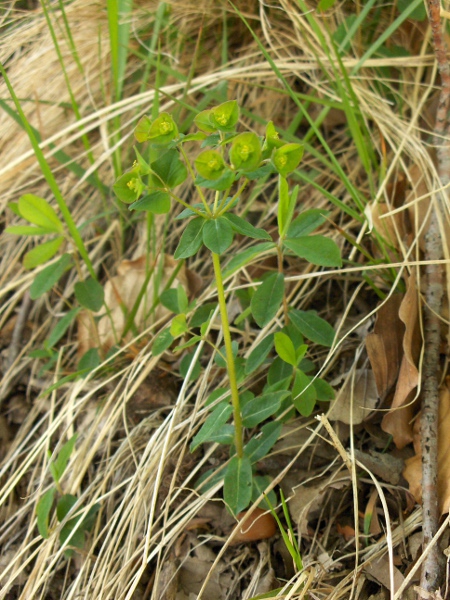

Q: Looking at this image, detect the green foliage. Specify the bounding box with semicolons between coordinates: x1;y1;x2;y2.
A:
36;435;100;557
113;100;340;515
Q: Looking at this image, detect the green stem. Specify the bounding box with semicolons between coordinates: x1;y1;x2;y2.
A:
211;252;243;458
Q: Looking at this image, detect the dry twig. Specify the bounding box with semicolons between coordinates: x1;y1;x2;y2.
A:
419;1;450;595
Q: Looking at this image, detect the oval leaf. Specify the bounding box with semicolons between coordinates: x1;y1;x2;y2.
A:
129;190;171;213
190;401;233;451
150;149;187;189
284;236;342;267
224;213;272;241
251;272;285;328
203;217;234;255
29;253;72;300
23;237;64;270
223;455;253;515
18;194;63;233
36;487;56;539
289;309;335;347
174;217;205;259
75;278;104;312
242;391;288;427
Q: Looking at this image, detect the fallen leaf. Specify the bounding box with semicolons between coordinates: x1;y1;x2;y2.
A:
403;381;450;515
328;368;379;425
230;508;276;544
366;294;404;399
364;554;404;593
382;273;421;448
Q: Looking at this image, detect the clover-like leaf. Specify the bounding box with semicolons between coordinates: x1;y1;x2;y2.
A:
272;143;304;176
209;100;239;132
195;150;227;180
230;132;262;171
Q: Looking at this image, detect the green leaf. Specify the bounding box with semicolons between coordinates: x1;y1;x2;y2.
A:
244;421;282;463
287;209;328;238
284;236;342;267
190;401;233;451
170;313;188;337
190;302;216;327
174;217;205;259
397;0;426;20
78;347;101;374
274;331;297;367
150;149;187;189
194;150;227;180
179;351;202;381
175;203;206;220
209;100;239;132
160;285;188;314
195;170;235;191
252;475;277;509
49;434;78;484
313;378;335;401
23;237;64;270
278;176;297;237
56;493;78;521
267;357;293;388
245;334;274;374
29;253;72;300
242;391;289;427
230;132;262;171
224;241;276;277
6;225;57;236
203;217;234;255
18;194;63;233
113;166;143;203
251;272;285;328
272;143;304;176
263;120;284;154
46;307;81;348
36;487;56;538
292;370;317;416
289;309;336;347
223;455;253;515
134;115;152;142
74;278;104;312
129;190;171;213
224;213;271;240
152;327;174;355
318;0;337;10
147;112;178;145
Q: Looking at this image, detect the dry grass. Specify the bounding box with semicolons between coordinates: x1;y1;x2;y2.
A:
0;1;448;599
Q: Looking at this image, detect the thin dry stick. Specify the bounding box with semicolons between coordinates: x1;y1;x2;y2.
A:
420;1;450;595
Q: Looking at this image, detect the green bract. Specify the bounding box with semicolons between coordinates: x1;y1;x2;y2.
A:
209;100;239;132
230;132;262;171
194;149;227;180
263;121;284;153
134;115;152;143
113;166;143;203
272;143;304;176
148;112;178;145
194;109;217;133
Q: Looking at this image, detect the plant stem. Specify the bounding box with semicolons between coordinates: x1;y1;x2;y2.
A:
211;251;243;458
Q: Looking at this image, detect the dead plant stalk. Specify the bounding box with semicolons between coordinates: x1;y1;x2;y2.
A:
420;1;450;595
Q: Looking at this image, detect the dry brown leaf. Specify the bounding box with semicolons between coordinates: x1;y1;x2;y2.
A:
230;508;277;544
363;554;405;594
366;294;404;399
328;368;379;425
281;472;350;535
77;255;194;357
403;381;450;515
382;273;421;448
